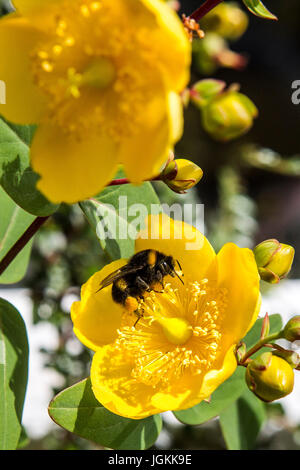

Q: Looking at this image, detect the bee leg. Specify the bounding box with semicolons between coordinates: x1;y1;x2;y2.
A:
136;276;152;292
150;270;164;294
133;307;144;328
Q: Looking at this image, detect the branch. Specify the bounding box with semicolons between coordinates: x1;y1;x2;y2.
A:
190;0;224;22
0;216;49;277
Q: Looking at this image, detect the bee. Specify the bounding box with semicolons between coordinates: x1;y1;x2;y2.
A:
97;249;183;324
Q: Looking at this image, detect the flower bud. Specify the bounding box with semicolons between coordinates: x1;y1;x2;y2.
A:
193;33;247;75
201;90;258;142
283;316;300;342
254;239;295;284
161;159;203;194
190;79;226;109
200;2;249;40
246;352;294;402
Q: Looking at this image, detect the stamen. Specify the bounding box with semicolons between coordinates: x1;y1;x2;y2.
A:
116;279;228;389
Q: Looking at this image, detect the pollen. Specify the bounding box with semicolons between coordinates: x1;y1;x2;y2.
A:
30;0;164;140
116;280;228;389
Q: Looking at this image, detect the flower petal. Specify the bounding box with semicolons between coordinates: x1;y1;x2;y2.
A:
135;214;216;282
91;343;238;419
196;345;238;399
120;89;172;183
139;0;191;92
168;91;184;143
12;0;61;15
151;346;237;412
71;260;126;351
216;243;261;351
30;121;119;204
0;16;47;124
91;345;161;419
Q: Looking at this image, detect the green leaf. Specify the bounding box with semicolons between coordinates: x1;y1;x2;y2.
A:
219;388;266;450
0;117;59;216
0;298;29;450
17;426;30;449
49;378;162;450
173;314;282;425
80;180;161;261
0;186;35;284
242;0;277;20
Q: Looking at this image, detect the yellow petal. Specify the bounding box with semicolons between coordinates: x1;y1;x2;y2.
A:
151;346;237;411
196;345;238;399
168;91;184;143
139;0;191;92
30;122;119;204
120;88;171;183
216;243;261;352
91;344;160;419
0;16;46;124
90;344;237;419
12;0;61;15
135;214;216;282
71;260;126;351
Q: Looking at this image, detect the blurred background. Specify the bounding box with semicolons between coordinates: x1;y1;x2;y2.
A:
0;0;300;450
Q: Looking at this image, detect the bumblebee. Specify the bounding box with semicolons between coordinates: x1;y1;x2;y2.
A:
97;249;183;323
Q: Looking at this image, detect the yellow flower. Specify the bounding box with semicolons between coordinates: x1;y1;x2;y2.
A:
71;214;261;419
0;0;191;203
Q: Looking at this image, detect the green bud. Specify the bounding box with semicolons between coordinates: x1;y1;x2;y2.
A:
193;33;247;75
161;159;203;194
190;79;226;109
246;352;295;402
283;316;300;342
200;2;249;40
201;90;258;142
260;312;270;339
254;239;295;284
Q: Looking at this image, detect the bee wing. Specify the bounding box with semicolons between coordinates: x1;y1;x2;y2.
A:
98;265;144;291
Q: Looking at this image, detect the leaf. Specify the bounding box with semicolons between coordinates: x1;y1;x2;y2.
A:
242;0;277;20
173;314;282;425
0;117;59;216
219;388;266;450
0;298;29;450
80;180;161;261
0;186;35;284
49;378;162;450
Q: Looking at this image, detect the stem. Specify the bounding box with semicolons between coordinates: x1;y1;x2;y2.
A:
106;175;161;187
239;331;284;365
190;0;224;22
0;216;49;277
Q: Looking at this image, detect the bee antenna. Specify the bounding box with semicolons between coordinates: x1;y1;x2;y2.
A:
176;259;183;274
174;268;184;285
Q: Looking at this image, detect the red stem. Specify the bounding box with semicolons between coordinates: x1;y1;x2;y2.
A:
106;175;161;186
190;0;224;22
0;216;49;277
